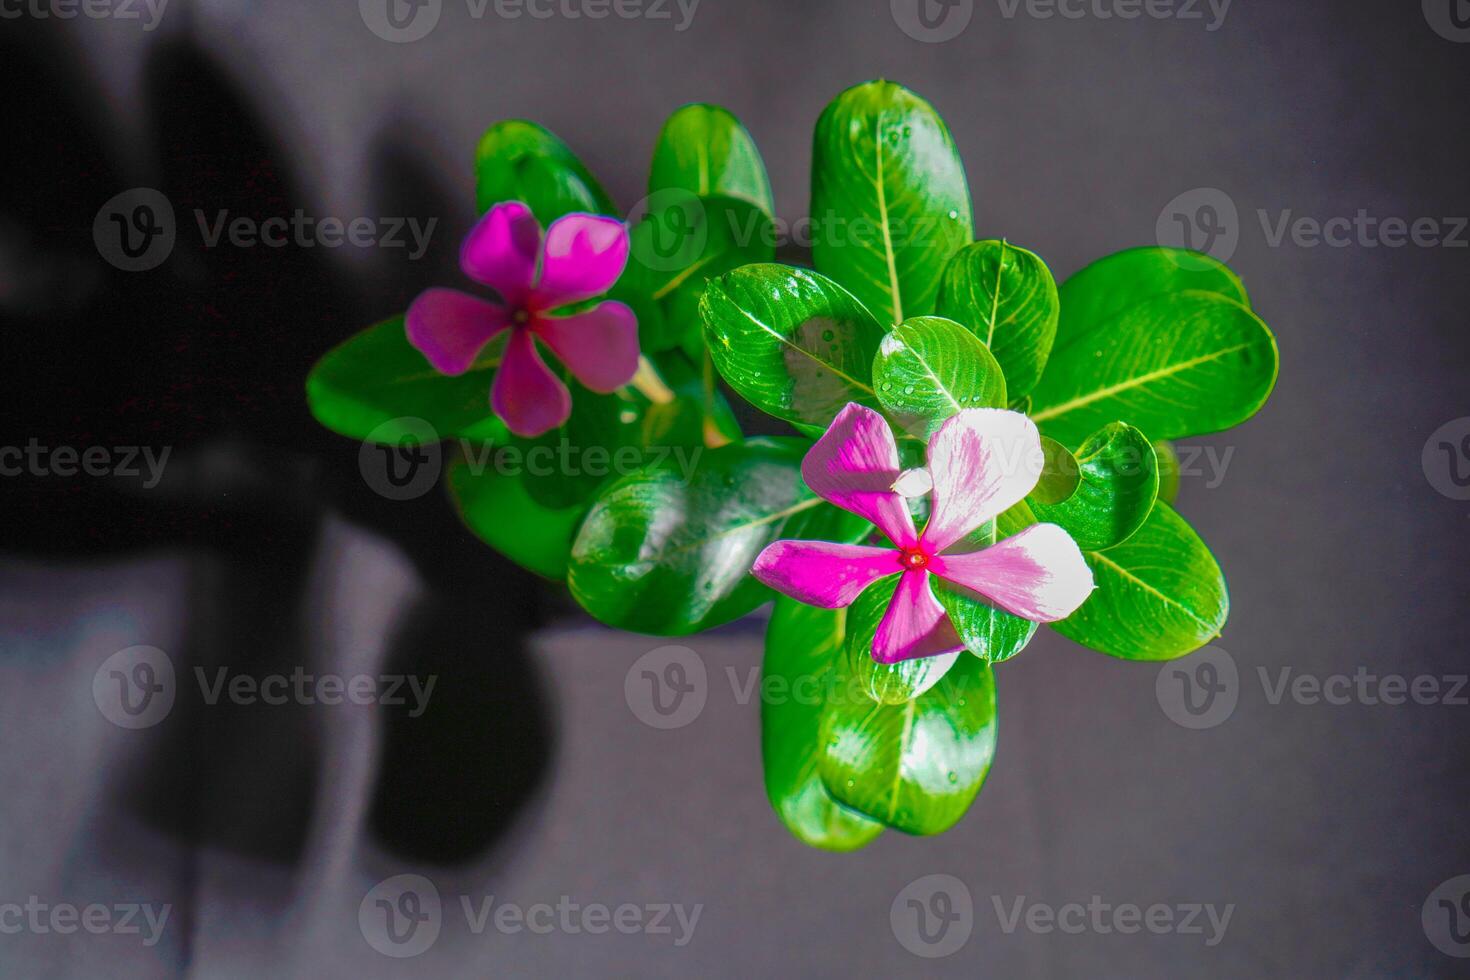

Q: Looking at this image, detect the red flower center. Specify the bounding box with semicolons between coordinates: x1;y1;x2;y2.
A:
899;548;929;570
510;308;532;326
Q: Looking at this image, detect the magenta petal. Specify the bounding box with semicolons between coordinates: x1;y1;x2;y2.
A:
923;409;1044;553
491;329;572;438
752;540;900;608
530;213;629;309
405;287;509;375
802;403;919;548
931;523;1095;622
533;301;640;393
872;570;966;664
460;202;542;306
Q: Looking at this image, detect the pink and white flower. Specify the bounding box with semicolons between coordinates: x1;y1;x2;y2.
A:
406;201;639;438
752;403;1096;663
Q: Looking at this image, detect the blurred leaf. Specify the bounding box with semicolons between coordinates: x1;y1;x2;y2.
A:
819;652;997;835
475;120;616;222
649;103;775;217
306;316;507;443
762;600;884;851
569;438;866;634
446;454;585;580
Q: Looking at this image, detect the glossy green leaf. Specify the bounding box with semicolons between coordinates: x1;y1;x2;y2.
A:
872;315;1007;439
1029;290;1279;446
841;575;961;704
931;519;1039;664
475;120;616;223
1030;423;1159;551
819;652;997;836
700;264;888;428
1155;440;1181;504
619;194;775;352
1051;502;1228;660
811;80;972;327
306;316;507;444
762;600;884;851
936;240;1059;398
1031;436;1081;505
446;454;585;580
569;438;865;635
649;103;774;217
1056;245;1249;348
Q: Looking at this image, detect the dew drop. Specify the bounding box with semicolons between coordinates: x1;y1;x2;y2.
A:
947;771;959;784
821;328;835;342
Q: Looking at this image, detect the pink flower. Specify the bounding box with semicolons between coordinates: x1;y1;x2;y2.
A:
752;403;1095;663
406;201;640;438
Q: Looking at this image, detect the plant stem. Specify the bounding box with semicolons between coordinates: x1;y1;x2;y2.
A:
629;355;676;405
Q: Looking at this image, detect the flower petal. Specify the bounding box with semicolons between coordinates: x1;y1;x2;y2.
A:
405;287;509;375
872;570;965;664
491;329;572;438
530;213;629;309
801;403;919;548
461;201;542;305
930;523;1095;622
751;540;900;608
533;301;640;393
922;408;1044;553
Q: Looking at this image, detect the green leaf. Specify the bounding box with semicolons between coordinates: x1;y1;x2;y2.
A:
931;520;1039;664
1029;290;1279;446
819;652;997;835
936;240;1059;398
872;315;1007;439
1031;436;1081;505
306;316;507;444
649;103;775;217
1030;423;1159;551
640;349;742;448
701;264;888;428
1056;245;1249;349
569;438;866;635
445;455;586;580
475;120;616;223
842;576;961;704
811;80;973;327
1155;440;1181;504
762;600;884;851
619;194;775;352
506;377;645;510
1051;502;1228;660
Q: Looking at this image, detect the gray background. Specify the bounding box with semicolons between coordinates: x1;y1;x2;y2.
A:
2;0;1469;976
